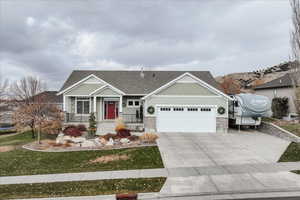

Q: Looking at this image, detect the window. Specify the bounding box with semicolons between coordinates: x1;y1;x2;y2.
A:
76;97;90;114
188;108;198;111
160;107;171;111
173;107;184;111
201;108;211;112
127;99;140;107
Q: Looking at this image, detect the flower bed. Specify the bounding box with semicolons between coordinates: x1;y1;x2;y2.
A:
23;132;158;152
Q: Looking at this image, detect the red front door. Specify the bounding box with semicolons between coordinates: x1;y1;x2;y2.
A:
105;101;118;120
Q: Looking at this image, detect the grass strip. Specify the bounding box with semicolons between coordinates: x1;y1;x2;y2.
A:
0;177;166;199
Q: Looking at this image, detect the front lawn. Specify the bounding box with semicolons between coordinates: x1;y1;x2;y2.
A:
0;178;166;199
262;118;300;137
0;131;164;176
280;124;300;137
278;142;300;162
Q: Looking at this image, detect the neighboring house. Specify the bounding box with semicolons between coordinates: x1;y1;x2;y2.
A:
0;91;63;126
0;100;15;125
57;71;232;133
31;91;63;110
254;73;299;119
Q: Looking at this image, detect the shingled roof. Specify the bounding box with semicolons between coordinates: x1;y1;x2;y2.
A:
59;70;221;95
254;73;295;90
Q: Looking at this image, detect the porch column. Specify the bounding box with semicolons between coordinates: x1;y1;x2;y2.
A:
63;95;66;112
93;96;96;113
119;96;123;113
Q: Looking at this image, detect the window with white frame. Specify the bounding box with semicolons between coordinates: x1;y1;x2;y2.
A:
76;97;90;114
127;99;140;107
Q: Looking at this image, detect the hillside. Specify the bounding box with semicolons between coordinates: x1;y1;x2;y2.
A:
216;61;297;94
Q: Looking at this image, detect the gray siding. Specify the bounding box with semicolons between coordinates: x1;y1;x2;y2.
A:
145;96;228;118
66;84;102;95
255;87;297;114
94;88;120;96
157;83;217;96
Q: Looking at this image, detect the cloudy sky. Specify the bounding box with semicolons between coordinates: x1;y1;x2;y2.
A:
0;0;292;90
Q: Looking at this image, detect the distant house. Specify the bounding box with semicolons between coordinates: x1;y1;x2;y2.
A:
0;91;63;125
31;91;63;110
254;73;299;119
57;70;232;134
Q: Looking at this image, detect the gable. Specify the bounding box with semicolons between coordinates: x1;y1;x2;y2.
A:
83;76;103;84
66;84;102;95
157;83;218;96
94;87;121;96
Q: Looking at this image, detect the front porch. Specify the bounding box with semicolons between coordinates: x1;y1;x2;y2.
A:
63;95;144;133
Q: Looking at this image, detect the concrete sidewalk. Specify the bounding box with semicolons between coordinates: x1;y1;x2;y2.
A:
1;162;300;185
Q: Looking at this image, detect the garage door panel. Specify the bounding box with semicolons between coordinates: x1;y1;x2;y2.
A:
157;106;216;133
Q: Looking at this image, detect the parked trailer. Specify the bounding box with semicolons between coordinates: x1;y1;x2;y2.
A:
229;93;271;128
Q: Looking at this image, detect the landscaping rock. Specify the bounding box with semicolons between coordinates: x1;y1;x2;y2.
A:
71;137;86;143
99;137;107;145
94;138;103;146
56;134;65;144
120;138;130;145
62;135;72;141
105;138;114;146
81;140;96;147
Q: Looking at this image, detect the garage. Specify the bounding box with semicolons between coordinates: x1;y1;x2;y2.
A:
156;105;217;133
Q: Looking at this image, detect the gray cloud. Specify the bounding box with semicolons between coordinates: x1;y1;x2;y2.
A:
0;0;292;90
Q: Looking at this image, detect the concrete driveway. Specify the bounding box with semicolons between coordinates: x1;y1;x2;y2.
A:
157;130;290;168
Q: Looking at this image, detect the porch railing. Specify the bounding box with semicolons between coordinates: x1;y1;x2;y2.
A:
65;112;97;123
122;113;143;124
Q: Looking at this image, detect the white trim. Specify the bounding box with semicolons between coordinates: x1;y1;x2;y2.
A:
127;99;141;108
156;104;218;108
152;95;222;98
89;85;107;96
57;74;125;95
94;96;96;113
75;97;90;115
142;73;233;100
95;95;122;97
65;95;90;97
124;94;146;96
63;95;66;112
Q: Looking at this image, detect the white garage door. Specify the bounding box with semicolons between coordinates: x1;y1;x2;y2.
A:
156;106;216;133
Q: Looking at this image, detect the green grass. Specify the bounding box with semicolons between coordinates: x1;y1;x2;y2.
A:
279;142;300;162
292;170;300;175
0;131;164;176
279;124;300;137
0;130;35;147
0;129;16;135
0;178;166;199
262;117;277;123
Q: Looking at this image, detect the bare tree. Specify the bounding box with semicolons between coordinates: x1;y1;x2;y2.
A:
0;79;8;98
290;0;300;115
11;76;47;138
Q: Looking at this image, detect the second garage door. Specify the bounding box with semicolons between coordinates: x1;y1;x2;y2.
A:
156;105;216;133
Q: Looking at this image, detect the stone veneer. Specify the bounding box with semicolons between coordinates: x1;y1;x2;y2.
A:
144;117;156;132
144;116;228;133
216;117;228;133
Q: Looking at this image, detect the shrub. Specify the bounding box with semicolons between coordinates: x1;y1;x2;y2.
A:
128;135;139;141
77;124;87;132
272;97;289;119
115;118;126;132
89;113;97;137
41;120;62;135
101;133;119;140
116;128;131;138
63;127;82;137
139;133;158;143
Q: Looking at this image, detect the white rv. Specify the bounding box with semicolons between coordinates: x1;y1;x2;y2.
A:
229;93;271;127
